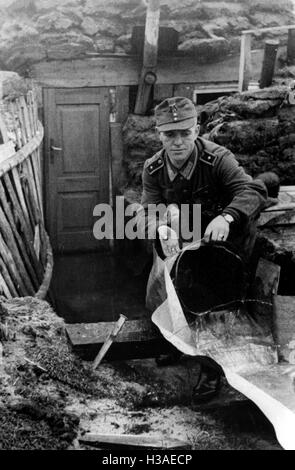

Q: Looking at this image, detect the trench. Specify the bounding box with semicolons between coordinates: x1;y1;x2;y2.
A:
49;243;286;450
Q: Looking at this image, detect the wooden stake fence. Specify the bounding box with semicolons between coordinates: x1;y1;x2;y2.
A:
0;89;52;300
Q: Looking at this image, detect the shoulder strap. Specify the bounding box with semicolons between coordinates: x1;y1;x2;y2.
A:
146;150;165;175
197;138;218;166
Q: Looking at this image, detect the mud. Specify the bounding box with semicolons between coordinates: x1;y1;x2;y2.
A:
0;297;282;450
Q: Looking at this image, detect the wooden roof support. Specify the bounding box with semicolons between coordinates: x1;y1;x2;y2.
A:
134;0;160;115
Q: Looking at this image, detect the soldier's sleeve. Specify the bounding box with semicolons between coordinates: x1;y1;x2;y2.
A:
214;148;268;224
136;162;167;239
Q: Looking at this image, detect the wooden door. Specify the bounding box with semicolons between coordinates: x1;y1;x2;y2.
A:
44;88;110;253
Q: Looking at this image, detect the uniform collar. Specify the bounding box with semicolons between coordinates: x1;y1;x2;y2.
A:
166;144;198;182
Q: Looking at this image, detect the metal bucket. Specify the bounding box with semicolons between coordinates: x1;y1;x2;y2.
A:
173;241;247;315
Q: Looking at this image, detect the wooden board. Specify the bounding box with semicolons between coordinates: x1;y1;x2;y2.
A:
243;24;295;35
258;210;295;227
31;50;266;88
258;186;295;226
66;318;173;360
79;433;190;450
67;318;160;345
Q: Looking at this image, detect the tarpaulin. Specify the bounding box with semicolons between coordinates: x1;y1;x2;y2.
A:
149;240;295;450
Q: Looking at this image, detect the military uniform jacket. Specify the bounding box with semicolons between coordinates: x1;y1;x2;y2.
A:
137;137;267;239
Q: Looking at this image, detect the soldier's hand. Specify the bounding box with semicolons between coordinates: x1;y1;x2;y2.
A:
158;225;180;258
204;215;230;243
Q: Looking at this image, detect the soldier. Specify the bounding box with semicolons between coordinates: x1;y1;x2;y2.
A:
137;96;268;402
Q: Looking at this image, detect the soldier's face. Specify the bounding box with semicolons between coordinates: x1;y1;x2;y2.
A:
159;124;200;167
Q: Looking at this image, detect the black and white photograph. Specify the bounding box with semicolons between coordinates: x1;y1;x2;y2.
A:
0;0;295;455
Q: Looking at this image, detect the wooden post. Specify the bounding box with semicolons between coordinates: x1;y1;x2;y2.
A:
134;0;160;115
287;28;295;65
259;40;279;89
238;32;252;92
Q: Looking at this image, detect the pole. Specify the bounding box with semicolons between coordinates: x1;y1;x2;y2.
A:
259;40;279;89
287;28;295;65
238;32;252;92
92;314;127;369
134;0;160;115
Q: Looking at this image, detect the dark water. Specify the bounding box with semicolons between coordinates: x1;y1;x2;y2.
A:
51;251;150;324
174;244;246;314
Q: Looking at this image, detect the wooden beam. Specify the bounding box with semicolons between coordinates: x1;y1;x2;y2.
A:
31;49;268;88
239;33;252;92
134;0;160;115
264;203;295;212
79;433;191;450
243;24;295;35
67;319;160;346
258;210;295;227
66;318;174;360
142;0;160;68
